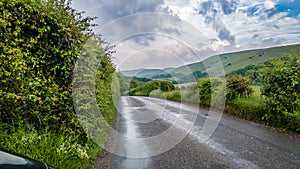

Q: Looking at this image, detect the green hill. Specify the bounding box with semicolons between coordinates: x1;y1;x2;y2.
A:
121;44;300;83
121;68;170;79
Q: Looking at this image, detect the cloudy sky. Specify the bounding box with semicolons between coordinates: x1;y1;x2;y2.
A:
72;0;300;70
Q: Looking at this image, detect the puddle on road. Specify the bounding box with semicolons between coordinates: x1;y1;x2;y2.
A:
116;99;152;169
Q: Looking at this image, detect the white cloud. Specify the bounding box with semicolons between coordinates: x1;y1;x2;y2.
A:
72;0;300;70
264;0;276;10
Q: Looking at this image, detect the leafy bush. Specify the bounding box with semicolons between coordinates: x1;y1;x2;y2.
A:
96;55;118;125
164;90;181;102
283;111;300;133
181;84;199;104
0;0;95;132
149;89;166;99
0;0;118;168
226;95;266;121
226;75;253;100
259;51;300;131
129;80;175;96
198;78;225;108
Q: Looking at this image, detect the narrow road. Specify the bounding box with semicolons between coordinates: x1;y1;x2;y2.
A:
92;96;300;169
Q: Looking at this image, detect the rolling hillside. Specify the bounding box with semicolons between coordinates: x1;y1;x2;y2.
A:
121;68;174;79
121;44;300;83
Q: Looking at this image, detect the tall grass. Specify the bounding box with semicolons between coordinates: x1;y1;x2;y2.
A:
164;90;181;102
226;95;267;121
149;89;166;99
151;89;200;104
0;128;101;169
181;90;200;104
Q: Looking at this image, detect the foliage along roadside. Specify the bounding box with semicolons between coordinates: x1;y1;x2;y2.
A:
259;51;300;132
126;52;300;133
0;0;118;168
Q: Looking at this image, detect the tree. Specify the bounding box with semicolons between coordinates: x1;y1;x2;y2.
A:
128;80;175;96
160;81;175;92
192;70;208;78
226;75;253;100
259;51;300;131
198;78;224;107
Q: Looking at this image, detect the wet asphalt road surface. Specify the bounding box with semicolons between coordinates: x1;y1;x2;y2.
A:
91;96;300;169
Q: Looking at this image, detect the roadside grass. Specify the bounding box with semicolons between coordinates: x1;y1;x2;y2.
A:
224;85;266;121
149;89;183;102
181;90;200;104
164;90;181;102
150;85;267;125
0;128;101;169
0;77;117;169
149;89;166;99
225;95;267;122
132;83;300;134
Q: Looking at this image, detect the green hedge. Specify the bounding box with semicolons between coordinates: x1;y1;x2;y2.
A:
0;0;118;168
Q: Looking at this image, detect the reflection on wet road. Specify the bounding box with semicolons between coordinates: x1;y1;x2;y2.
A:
112;98;151;169
105;96;300;169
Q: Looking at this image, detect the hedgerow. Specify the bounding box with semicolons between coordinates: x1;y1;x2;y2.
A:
0;0;118;168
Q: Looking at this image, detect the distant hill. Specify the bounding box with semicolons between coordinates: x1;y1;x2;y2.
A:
121;68;145;77
120;44;300;83
121;68;169;79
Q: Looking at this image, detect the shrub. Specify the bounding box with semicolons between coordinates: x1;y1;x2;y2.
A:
129;80;175;96
164;90;181;102
226;75;253;100
149;89;166;99
181;83;199;104
0;1;118;168
0;0;95;132
283;111;300;132
259;51;300;131
198;78;225;108
226;95;266;121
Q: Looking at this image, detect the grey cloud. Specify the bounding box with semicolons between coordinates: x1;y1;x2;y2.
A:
218;27;235;43
98;13;165;44
245;37;284;50
73;0;164;26
248;29;258;33
198;1;214;15
197;0;237;46
198;0;238;16
132;35;155;46
162;27;182;35
210;38;219;43
198;1;216;24
273;25;280;29
261;38;283;47
252;34;259;39
216;0;238;15
244;3;278;20
90;1;186;46
101;0;164;19
212;19;235;45
245;4;263;17
266;8;278;18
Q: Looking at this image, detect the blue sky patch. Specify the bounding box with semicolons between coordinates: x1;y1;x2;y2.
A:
275;1;300;17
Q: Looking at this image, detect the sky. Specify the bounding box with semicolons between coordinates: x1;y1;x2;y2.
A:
72;0;300;71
